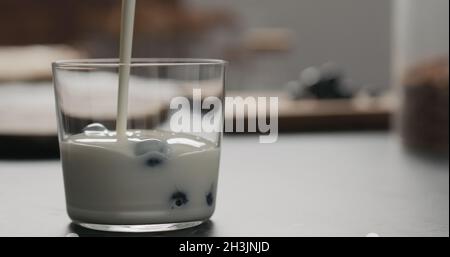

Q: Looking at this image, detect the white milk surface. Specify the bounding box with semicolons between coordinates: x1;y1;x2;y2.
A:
61;129;220;225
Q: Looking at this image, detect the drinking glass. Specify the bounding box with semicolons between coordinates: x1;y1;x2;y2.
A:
52;58;226;232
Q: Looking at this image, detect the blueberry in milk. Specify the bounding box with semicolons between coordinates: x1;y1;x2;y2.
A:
206;192;214;206
171;191;189;208
145;152;168;167
134;139;169;167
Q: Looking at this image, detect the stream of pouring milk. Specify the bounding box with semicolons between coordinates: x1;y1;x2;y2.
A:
116;0;136;138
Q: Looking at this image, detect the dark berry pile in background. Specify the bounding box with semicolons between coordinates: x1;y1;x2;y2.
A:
401;57;449;154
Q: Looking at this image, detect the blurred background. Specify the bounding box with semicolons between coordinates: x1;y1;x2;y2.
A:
0;0;448;237
0;0;448;157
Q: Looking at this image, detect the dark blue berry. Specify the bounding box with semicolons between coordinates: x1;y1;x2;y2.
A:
206;192;214;206
142;152;167;167
135;139;169;168
146;154;165;167
171;191;188;208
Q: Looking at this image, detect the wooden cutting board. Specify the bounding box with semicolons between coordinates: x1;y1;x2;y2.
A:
0;83;170;158
225;90;394;132
0;86;393;158
0;83;58;158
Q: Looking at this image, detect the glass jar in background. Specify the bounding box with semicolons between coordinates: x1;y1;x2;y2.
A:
392;0;449;154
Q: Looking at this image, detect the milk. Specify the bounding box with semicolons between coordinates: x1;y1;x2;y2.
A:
62;130;220;225
116;0;136;138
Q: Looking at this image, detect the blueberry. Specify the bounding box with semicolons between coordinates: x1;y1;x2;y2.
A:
145;152;167;167
206;192;214;206
82;123;109;136
135;139;169;167
171;191;188;208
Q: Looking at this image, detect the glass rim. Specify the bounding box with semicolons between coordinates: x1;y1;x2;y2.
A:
53;58;227;68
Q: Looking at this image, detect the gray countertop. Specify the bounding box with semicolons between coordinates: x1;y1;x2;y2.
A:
0;132;448;237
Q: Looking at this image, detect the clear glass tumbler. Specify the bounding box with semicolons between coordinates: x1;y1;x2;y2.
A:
52;59;226;232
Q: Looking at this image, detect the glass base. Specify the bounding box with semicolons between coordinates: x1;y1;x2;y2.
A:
75;220;205;233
